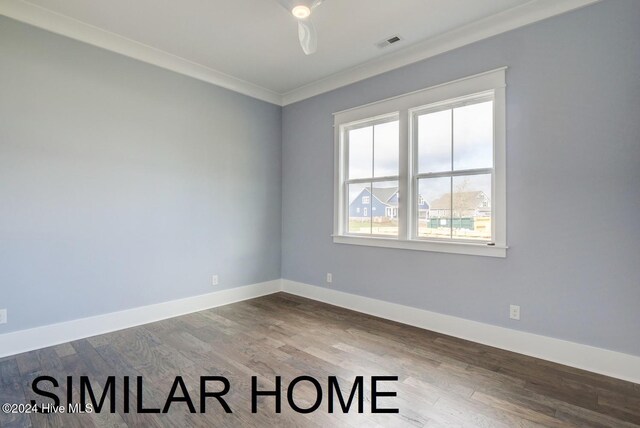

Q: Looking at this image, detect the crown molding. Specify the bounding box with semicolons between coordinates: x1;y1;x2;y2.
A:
1;0;600;107
280;0;601;105
0;0;283;105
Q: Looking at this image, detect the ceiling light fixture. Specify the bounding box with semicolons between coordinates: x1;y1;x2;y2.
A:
276;0;324;55
291;5;311;19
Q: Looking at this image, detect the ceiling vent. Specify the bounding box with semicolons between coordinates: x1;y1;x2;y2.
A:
376;35;403;49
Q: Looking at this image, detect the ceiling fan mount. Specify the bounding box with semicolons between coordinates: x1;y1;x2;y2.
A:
276;0;324;55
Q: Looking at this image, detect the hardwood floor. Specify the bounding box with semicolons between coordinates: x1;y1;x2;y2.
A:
1;292;639;427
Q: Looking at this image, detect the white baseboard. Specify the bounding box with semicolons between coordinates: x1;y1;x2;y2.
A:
0;279;282;358
3;278;638;384
282;279;640;384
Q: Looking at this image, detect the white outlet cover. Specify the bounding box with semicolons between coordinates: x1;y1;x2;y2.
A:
509;304;520;320
212;275;219;286
0;309;7;324
326;273;332;283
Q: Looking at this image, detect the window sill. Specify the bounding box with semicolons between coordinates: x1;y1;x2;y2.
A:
332;235;507;258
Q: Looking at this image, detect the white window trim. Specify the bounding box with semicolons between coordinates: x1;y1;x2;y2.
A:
333;68;507;258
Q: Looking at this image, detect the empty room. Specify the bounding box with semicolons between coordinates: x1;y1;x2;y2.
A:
1;0;639;426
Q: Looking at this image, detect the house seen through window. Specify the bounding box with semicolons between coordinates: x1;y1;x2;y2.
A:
346;118;399;236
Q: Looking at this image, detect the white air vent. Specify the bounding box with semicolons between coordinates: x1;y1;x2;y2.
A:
376;35;403;49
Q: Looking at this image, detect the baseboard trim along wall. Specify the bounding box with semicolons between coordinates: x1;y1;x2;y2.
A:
0;279;281;359
2;278;639;384
281;279;640;384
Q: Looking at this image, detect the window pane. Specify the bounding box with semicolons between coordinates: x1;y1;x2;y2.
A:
453;101;493;170
348;183;371;234
417;177;451;239
371;181;399;236
348;126;373;179
417;109;452;173
373;121;399;177
452;174;492;241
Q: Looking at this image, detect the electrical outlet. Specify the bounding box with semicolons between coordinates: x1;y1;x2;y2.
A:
0;309;7;324
212;275;219;286
326;273;333;284
509;304;520;320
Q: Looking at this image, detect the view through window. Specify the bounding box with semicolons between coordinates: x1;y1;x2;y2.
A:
334;68;506;256
415;99;493;241
346;118;399;236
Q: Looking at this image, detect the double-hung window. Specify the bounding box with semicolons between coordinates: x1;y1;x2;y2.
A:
343;115;399;237
333;69;507;257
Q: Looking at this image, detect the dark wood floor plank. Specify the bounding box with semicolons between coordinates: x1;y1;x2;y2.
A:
63;341;164;428
596;389;640;425
15;352;41;377
51;344;76;359
1;292;638;427
0;358;31;428
554;400;640;428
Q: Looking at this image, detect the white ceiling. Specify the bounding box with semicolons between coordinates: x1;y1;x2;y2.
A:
1;0;599;105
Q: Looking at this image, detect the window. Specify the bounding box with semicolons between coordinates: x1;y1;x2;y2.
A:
415;97;493;242
333;68;507;257
344;116;399;237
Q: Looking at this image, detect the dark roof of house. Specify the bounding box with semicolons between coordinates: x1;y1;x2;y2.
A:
365;186;398;205
429;191;489;210
351;187;429;209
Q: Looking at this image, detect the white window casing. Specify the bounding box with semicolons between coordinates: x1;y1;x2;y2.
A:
333;68;507;257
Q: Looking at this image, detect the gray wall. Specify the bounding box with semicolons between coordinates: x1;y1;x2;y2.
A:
2;1;639;357
0;16;282;333
282;0;640;356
